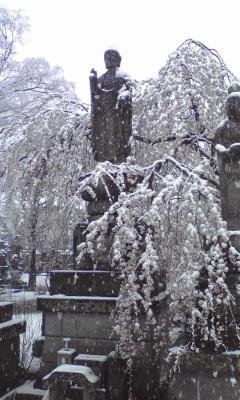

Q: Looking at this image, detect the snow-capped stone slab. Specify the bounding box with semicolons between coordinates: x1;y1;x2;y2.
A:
43;363;100;386
74;354;108;363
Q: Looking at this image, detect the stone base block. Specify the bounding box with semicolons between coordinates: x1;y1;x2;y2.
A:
49;270;121;296
170;351;240;400
0;302;13;322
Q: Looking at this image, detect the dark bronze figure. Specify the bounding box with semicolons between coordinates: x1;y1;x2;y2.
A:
214;88;240;250
89;49;132;163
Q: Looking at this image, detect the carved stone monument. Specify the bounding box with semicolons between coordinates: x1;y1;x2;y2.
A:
89;49;132;163
214;83;240;250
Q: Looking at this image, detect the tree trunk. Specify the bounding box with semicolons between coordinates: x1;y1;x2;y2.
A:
28;247;36;290
27;190;39;290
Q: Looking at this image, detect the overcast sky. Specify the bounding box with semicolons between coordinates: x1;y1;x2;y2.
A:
4;0;240;103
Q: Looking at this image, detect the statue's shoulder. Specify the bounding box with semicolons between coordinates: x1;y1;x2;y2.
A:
116;68;132;84
116;68;129;78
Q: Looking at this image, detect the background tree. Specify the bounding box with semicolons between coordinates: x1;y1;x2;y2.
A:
0;5;90;288
3;94;90;288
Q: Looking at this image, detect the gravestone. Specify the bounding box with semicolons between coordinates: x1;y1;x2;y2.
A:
90;49;132;163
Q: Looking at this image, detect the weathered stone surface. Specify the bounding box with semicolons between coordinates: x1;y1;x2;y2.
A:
170;352;240;400
105;354;169;400
88;214;104;221
0;301;13;322
0;304;26;397
73;223;88;267
90;49;132;163
43;311;116;339
0;336;20;396
49;270;121;296
87;200;111;216
80;172;143;202
37;295;117;314
0;318;26;340
80;172;121;202
87;253;111;269
32;337;45;358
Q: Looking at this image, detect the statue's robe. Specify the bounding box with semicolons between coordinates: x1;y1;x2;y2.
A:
90;69;132;163
214;119;240;230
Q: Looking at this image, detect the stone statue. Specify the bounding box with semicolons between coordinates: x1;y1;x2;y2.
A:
214;85;240;249
89;49;132;163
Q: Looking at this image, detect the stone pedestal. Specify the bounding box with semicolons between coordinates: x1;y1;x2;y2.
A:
36;169;168;399
75;171;143;269
57;348;76;366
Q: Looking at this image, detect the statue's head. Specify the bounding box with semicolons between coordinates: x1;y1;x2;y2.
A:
226;92;240;122
228;81;240;95
104;49;121;69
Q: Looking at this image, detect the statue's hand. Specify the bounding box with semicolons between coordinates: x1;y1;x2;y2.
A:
90;69;99;95
90;68;97;79
117;89;130;111
229;143;240;158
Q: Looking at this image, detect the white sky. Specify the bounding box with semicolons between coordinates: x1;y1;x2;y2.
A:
4;0;240;103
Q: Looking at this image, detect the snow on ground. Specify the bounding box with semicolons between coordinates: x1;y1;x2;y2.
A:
0;289;38;314
0;273;47;373
15;380;46;395
0;381;46;399
14;311;42;371
21;272;49;291
0;273;49;313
